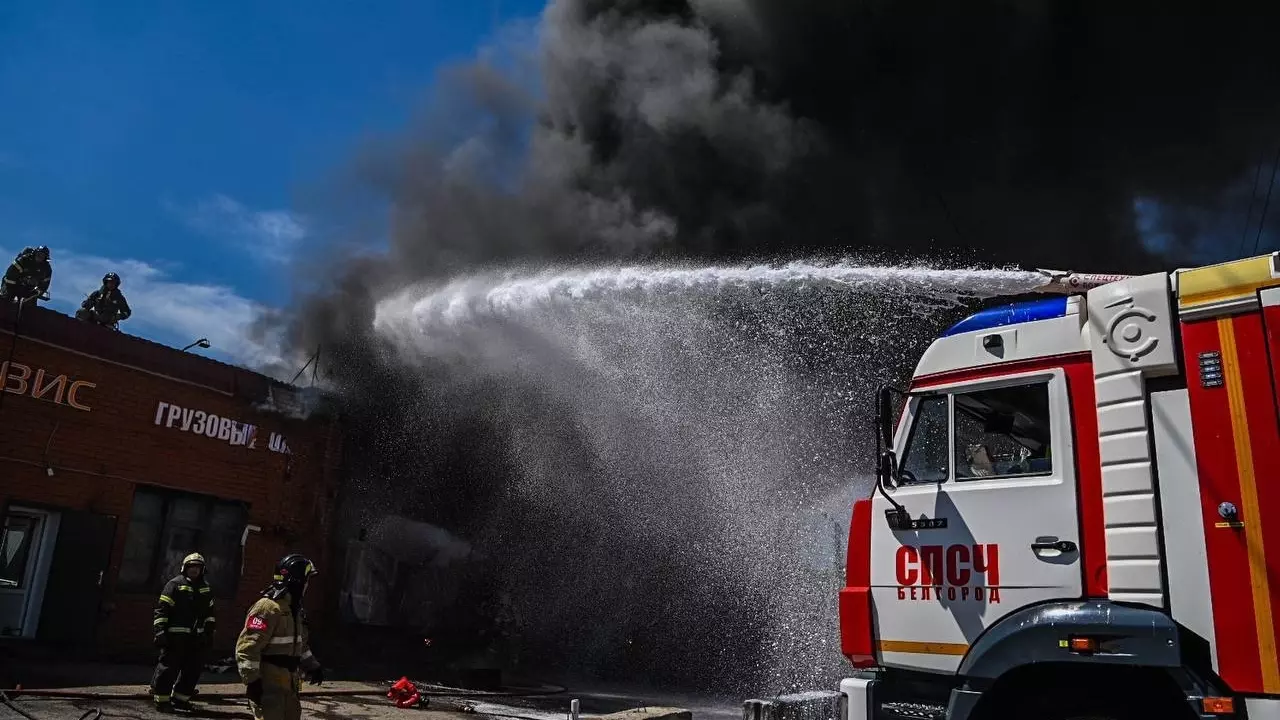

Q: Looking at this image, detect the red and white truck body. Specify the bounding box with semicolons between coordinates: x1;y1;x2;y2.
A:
837;253;1280;720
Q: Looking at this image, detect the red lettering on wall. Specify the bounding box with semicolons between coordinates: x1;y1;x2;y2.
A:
1;361;94;411
31;369;67;403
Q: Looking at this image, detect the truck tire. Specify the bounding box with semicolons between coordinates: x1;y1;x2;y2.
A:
973;664;1195;720
979;680;1188;720
1003;687;1162;720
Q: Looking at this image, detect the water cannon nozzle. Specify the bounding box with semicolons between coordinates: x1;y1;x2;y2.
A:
1031;268;1133;294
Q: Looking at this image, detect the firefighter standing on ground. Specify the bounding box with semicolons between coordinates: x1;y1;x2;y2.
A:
0;246;52;305
236;554;324;720
151;553;217;711
75;272;132;328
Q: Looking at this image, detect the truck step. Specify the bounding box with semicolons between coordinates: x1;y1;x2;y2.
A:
878;701;947;720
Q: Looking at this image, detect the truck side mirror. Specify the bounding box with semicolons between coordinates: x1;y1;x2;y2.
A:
878;386;895;447
884;506;912;531
874;383;911;528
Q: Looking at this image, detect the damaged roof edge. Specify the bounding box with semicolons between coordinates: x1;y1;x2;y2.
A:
0;303;339;418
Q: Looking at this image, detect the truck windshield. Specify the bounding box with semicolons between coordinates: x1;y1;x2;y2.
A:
898;395;949;483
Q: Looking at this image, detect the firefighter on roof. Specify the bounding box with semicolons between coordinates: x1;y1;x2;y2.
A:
151;553;216;712
236;553;324;720
75;272;132;328
0;245;52;305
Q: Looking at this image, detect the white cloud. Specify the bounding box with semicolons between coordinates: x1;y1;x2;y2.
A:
2;245;290;374
169;194;307;263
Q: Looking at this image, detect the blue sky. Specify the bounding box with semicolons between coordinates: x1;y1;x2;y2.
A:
0;0;544;369
2;2;1275;373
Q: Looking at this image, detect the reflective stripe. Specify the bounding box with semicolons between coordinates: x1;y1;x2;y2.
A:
268;636;298;645
173;693;190;702
198;587;211;594
154;695;170;703
158;595;175;605
239;660;260;671
301;651;314;661
154;618;168;626
167;627;191;634
178;585;194;592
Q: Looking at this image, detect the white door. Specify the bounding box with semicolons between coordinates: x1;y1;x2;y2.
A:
0;508;60;638
869;369;1083;672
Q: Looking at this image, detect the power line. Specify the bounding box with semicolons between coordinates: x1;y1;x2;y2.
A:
1252;144;1280;256
1239;160;1265;258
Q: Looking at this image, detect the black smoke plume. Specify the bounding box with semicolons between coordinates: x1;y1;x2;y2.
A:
271;0;1280;694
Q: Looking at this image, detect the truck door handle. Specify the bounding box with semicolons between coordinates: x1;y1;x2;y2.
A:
1031;539;1077;553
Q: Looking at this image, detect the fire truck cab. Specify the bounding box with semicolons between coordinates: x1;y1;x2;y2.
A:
839;253;1280;720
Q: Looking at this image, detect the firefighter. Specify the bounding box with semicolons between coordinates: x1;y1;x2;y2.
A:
151;553;217;711
0;246;52;305
964;443;995;477
236;553;324;720
75;272;132;328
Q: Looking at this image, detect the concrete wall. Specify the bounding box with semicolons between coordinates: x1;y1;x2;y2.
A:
0;305;342;658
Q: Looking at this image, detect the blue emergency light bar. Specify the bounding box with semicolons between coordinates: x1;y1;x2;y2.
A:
941;296;1069;337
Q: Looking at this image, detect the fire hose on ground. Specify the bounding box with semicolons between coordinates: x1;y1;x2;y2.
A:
1;680;569;720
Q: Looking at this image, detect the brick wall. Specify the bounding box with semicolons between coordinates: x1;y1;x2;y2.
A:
0;307;342;659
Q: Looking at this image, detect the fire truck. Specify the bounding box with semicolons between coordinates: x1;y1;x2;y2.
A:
838;252;1280;719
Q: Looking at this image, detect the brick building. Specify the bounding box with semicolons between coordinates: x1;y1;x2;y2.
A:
0;303;341;660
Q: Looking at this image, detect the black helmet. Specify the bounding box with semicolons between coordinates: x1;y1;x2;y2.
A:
33;246;49;260
272;553;317;595
103;272;120;287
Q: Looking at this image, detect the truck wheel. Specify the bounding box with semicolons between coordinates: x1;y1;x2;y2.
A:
1017;692;1144;720
974;667;1194;720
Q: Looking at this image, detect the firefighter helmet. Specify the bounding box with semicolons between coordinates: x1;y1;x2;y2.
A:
182;553;206;568
33;246;49;260
273;553;317;591
103;272;120;287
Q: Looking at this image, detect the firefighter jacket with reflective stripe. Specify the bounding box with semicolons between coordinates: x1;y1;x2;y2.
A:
234;594;321;685
154;574;216;636
2;256;51;295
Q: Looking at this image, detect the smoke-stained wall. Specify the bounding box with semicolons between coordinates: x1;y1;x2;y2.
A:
276;0;1280;694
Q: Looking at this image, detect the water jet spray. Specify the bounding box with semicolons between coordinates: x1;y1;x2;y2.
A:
351;259;1133;694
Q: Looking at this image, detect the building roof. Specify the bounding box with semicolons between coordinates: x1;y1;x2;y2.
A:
0;302;333;418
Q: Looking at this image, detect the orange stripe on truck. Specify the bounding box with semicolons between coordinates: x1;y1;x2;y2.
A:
1183;317;1264;691
1220;315;1280;693
877;640;969;656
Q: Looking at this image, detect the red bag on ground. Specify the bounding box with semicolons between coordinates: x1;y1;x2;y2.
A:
388;676;422;708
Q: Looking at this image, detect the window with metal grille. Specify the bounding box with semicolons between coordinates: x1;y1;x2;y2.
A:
118;486;248;597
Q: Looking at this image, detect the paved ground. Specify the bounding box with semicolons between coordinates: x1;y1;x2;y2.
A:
0;658;734;720
0;694;472;720
0;694;709;720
